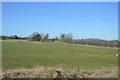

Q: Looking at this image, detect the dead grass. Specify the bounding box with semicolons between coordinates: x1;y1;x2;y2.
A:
2;66;118;78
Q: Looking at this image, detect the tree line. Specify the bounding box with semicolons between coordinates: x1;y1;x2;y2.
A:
69;39;119;47
0;32;119;47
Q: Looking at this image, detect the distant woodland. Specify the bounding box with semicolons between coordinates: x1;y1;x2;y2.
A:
1;32;119;47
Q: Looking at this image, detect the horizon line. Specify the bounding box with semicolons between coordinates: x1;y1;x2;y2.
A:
0;34;118;41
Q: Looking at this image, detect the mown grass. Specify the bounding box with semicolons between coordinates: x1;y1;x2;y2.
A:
2;41;118;70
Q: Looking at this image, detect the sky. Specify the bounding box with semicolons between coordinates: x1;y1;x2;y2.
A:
1;0;119;2
2;2;118;40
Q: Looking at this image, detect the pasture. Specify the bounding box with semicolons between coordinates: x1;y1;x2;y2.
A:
2;40;118;70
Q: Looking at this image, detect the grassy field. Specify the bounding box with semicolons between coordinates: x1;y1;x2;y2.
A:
2;40;118;70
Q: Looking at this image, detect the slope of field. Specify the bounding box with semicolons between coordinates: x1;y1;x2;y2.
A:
2;41;118;70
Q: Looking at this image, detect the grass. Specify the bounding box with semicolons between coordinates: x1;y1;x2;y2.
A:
2;66;118;78
2;41;118;70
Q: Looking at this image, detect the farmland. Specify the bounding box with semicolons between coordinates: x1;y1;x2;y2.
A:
2;40;118;71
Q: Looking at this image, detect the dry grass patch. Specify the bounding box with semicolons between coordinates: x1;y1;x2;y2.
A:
2;66;118;78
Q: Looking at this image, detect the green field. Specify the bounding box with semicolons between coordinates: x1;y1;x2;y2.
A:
2;41;118;70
